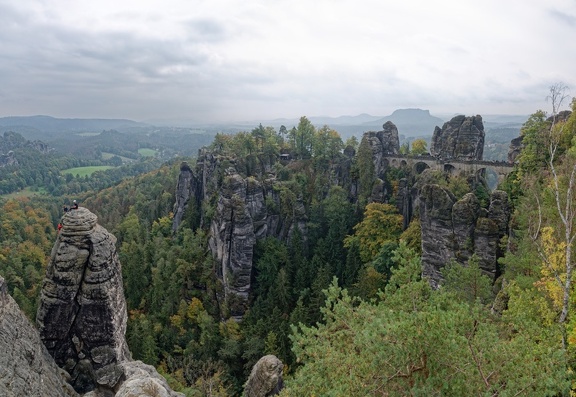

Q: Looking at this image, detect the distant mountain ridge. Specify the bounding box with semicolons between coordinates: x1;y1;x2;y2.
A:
0;111;528;141
0;115;147;132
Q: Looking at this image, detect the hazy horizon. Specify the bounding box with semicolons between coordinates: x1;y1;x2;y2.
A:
1;1;575;123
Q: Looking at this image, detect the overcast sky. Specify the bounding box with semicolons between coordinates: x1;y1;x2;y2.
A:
1;0;575;123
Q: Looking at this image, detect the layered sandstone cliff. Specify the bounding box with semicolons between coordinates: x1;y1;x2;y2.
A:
172;150;312;316
419;186;509;288
430;115;485;161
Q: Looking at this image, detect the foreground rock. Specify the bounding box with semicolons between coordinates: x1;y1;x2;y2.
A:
243;355;284;397
0;275;78;397
35;207;182;396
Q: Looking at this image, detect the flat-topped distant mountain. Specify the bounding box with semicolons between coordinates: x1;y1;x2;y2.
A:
361;108;446;136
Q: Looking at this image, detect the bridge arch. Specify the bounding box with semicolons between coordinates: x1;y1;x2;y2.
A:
414;161;430;174
476;167;504;189
444;163;457;176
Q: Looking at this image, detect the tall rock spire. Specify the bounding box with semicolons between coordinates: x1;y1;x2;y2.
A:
37;207;130;393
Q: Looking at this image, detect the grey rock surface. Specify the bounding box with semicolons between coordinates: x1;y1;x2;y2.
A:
420;186;509;287
243;355;284;397
174;150;311;317
209;172;257;317
37;207;130;393
362;121;400;178
35;207;183;397
430;115;485;161
0;275;79;397
115;361;184;397
507;135;523;164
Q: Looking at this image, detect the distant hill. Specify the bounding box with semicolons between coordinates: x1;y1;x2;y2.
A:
0;115;146;133
362;109;445;136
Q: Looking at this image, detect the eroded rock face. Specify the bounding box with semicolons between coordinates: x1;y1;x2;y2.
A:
430;115;485;161
419;186;509;288
209;172;257;318
508;136;523;164
243;355;284;397
173;149;312;318
37;207;130;393
0;276;79;397
363;121;400;178
172;161;201;233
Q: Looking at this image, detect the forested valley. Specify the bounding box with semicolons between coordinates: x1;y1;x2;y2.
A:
3;93;576;396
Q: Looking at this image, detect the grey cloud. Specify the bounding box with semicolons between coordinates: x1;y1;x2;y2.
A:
549;9;576;27
183;18;228;42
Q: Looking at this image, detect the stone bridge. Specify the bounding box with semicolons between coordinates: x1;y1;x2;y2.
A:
385;154;514;184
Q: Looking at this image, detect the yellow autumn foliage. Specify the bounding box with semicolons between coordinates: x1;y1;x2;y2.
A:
535;226;567;312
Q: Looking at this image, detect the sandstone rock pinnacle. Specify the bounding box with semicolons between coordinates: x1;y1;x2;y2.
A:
37;207;130;393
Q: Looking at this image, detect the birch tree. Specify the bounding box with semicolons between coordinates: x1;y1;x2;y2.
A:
537;84;576;330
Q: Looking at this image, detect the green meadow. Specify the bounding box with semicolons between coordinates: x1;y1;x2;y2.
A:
61;166;115;177
138;148;157;157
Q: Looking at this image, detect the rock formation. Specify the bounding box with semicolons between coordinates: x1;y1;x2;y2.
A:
37;207;130;393
430;115;485;161
419;186;510;288
172;161;202;232
35;207;182;396
243;355;284;397
507;136;523;164
0;275;79;397
0;150;18;167
362;121;400;178
173;150;310;317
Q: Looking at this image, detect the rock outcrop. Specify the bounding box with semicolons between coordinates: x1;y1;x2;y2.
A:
419;186;509;288
507;136;523;164
173;150;310;317
0;150;18;167
0;275;79;397
243;355;284;397
35;207;182;396
37;207;130;393
172;161;202;232
430;115;485;161
363;121;400;178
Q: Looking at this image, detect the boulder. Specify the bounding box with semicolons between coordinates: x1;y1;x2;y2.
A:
243;355;284;397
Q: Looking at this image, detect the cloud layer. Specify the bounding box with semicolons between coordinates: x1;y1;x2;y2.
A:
1;0;575;123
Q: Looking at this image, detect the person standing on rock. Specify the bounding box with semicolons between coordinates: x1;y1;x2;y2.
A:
71;200;78;210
